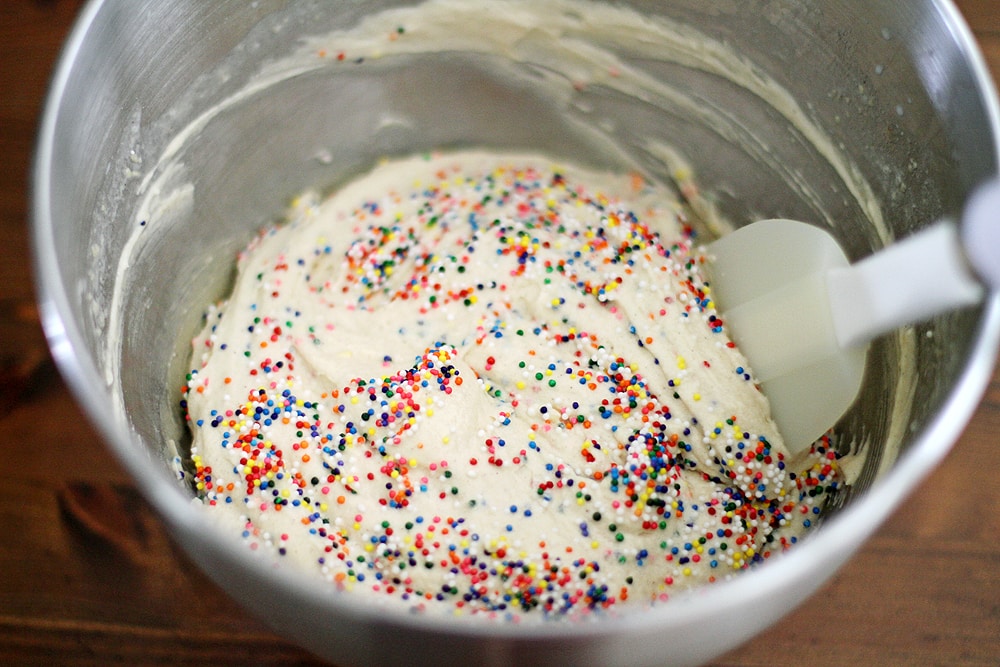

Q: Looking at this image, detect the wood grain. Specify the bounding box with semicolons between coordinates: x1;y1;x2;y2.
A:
1;1;998;665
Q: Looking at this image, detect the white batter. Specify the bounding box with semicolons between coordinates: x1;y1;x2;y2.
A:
183;152;852;618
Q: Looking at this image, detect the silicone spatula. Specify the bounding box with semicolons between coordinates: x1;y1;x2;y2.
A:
706;180;1000;455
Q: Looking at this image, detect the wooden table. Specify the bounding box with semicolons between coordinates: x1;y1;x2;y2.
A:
2;1;998;664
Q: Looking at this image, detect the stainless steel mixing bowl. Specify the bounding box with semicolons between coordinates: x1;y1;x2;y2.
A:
32;1;1000;665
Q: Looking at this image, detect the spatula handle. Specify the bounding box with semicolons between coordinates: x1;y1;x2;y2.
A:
963;179;1000;290
827;220;985;350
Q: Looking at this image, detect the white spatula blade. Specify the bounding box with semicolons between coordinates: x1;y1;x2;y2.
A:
707;179;999;456
707;219;867;455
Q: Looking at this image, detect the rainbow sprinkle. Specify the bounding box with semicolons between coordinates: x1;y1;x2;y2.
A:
181;152;849;620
